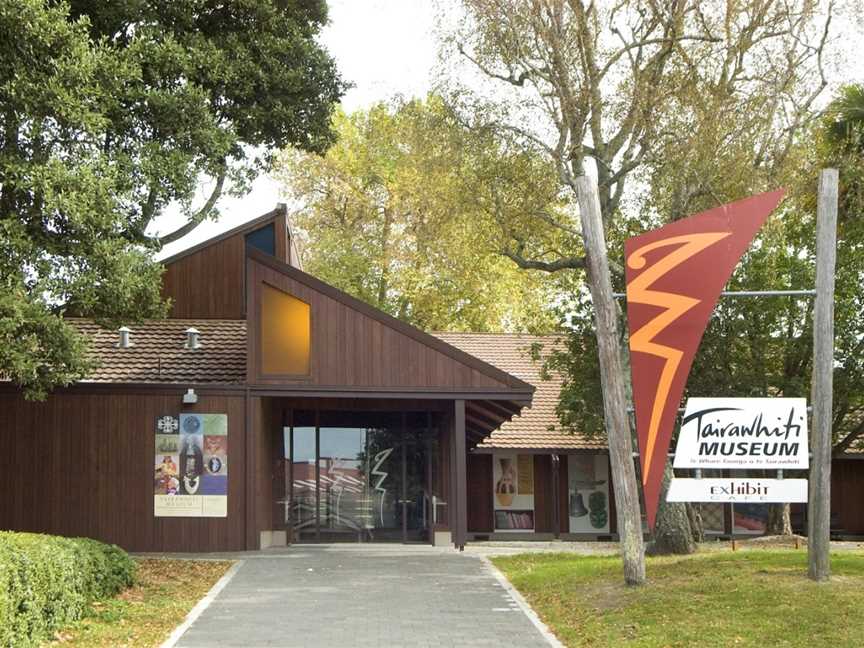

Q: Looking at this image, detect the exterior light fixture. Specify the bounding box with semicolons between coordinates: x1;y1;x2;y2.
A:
182;388;198;404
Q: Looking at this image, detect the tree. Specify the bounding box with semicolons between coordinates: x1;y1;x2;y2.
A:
275;97;563;332
1;0;344;398
443;0;838;581
546;83;864;540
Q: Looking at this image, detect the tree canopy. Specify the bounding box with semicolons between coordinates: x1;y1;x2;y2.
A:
546;83;864;454
275;97;564;332
1;0;344;398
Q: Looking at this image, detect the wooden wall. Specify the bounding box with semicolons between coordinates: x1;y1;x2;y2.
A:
467;454;493;532
161;211;290;319
832;458;864;534
0;389;248;552
162;234;248;319
253;397;275;538
248;257;511;391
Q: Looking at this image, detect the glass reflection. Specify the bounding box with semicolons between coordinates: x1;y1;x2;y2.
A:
291;425;317;541
288;410;432;542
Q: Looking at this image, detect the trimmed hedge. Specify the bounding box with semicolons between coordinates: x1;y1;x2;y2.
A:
0;532;136;647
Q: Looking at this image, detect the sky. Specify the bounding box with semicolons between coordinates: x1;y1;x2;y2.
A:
154;0;440;260
153;1;863;260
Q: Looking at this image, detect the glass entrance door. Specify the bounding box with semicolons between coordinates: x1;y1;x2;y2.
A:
285;410;431;543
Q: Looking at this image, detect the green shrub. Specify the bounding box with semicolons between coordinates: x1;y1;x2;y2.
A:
0;533;135;647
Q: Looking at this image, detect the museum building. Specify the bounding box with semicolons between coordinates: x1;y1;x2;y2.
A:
1;206;861;552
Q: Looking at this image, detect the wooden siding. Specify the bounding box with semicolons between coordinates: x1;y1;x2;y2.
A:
832;459;864;534
161;210;291;319
467;454;493;532
162;233;248;318
0;390;247;552
253;397;279;537
248;257;512;391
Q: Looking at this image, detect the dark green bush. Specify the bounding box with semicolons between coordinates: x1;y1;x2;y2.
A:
0;533;135;647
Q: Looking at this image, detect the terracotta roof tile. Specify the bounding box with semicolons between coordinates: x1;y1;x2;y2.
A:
434;333;603;451
67;320;599;451
69;318;246;384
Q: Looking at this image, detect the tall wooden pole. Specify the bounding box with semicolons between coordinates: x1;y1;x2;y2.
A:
808;168;838;582
575;175;646;586
454;399;467;551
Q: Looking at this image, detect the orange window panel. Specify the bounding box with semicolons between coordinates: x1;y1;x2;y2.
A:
260;283;311;375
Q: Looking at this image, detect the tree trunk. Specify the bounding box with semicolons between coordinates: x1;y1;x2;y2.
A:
649;462;696;555
575;176;646;586
686;503;705;544
766;503;793;536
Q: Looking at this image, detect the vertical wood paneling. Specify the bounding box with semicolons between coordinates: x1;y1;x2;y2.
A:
163;235;247;319
832;459;864;534
247;259;515;391
467;454;493;532
0;391;247;552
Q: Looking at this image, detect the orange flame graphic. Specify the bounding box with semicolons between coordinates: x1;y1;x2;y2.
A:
626;232;731;486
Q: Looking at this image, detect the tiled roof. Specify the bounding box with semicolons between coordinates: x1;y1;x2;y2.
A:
434;333;604;451
66;319;600;451
69;319;246;384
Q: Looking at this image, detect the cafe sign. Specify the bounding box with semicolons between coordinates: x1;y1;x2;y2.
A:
672;397;809;470
667;478;808;503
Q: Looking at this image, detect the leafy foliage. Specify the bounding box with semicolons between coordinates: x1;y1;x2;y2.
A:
276;96;565;332
0;532;135;647
0;0;344;398
547;84;864;452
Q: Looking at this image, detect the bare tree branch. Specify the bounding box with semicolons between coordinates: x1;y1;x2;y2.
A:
157;164;227;246
501;247;586;272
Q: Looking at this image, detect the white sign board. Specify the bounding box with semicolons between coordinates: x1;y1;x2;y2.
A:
667;478;808;503
673;397;808;470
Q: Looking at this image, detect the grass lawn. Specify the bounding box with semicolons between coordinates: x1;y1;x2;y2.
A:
46;558;233;648
492;548;864;648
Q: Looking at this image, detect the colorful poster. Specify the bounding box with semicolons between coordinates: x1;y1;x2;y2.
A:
492;453;534;531
624;190;784;528
154;413;228;517
568;454;610;533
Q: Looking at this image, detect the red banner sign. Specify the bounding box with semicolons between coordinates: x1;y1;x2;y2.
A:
624;190;784;528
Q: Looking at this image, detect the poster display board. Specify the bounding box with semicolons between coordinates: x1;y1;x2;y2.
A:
568;455;610;533
154;413;228;517
492;453;534;531
673;397;809;470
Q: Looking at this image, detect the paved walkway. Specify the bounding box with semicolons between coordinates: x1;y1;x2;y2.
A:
174;544;554;648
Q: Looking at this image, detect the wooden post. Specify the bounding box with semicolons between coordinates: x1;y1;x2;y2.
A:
808;168;838;582
454;400;467;551
575;175;646;585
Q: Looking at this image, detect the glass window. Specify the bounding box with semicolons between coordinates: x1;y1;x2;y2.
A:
291;424;317;541
260;283;310;375
245;223;276;255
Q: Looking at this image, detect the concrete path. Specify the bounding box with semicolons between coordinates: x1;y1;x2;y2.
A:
173;544;555;648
